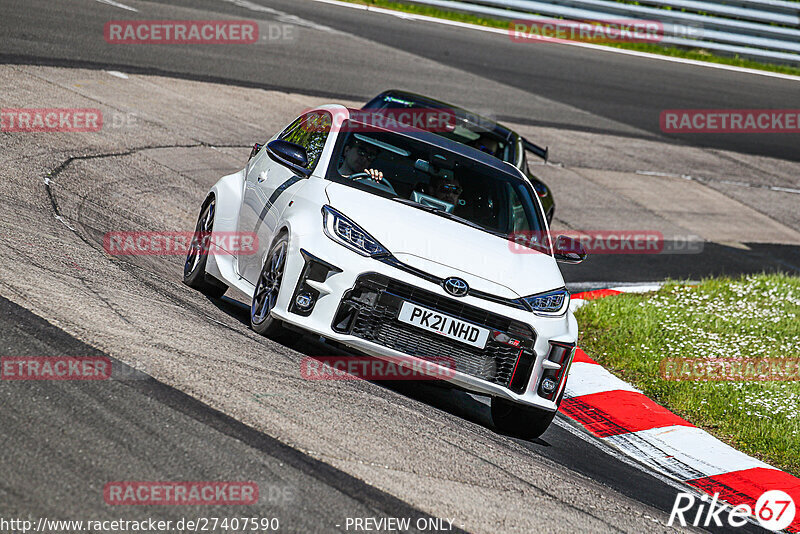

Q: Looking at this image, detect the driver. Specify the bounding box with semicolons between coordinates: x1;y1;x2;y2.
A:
469;134;499;157
338;139;385;183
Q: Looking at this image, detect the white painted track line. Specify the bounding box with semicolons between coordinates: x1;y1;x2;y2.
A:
94;0;137;12
564;361;642;398
605;425;774;479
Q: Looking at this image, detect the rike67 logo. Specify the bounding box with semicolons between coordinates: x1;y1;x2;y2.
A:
669;490;795;531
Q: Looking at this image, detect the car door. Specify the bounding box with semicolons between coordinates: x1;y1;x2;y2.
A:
237;111;332;284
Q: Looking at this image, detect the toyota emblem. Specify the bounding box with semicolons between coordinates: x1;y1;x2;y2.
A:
443;277;469;297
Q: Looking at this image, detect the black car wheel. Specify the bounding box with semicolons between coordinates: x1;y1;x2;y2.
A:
491;398;557;440
491;386;565;440
250;234;290;339
183;197;228;298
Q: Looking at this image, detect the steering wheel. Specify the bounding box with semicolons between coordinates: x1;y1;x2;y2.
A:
349;172;397;195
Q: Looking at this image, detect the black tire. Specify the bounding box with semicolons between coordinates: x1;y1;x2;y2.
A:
250;234;290;339
183;197;228;299
491;397;558;440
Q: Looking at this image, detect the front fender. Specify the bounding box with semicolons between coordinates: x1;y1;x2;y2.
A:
203;169;255;295
208;169;246;235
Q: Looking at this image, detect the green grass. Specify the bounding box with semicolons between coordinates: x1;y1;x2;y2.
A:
344;0;800;76
575;274;800;475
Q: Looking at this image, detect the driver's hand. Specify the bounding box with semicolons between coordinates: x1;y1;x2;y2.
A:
364;168;383;182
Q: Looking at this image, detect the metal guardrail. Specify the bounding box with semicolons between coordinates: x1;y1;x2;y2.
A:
404;0;800;65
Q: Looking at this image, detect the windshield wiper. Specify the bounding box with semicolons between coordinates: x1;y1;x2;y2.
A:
391;197;438;212
392;198;488;231
430;209;485;231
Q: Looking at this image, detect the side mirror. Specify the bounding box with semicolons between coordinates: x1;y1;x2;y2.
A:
266;140;311;177
553;235;587;264
248;143;263;161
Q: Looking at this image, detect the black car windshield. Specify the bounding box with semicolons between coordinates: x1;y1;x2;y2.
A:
325;121;545;237
361;97;516;164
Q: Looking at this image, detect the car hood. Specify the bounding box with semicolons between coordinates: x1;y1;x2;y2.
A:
325;182;565;299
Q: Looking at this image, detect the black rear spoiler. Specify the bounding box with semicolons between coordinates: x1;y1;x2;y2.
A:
523;138;549;163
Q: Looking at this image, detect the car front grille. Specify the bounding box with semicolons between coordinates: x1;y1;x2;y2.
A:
332;273;536;390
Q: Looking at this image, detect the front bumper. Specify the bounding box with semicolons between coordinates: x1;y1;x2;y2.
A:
270;234;577;411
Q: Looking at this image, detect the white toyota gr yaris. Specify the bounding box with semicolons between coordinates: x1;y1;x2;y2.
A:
183;106;587;439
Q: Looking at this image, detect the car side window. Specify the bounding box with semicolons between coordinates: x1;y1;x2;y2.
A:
278;111;332;172
506;183;531;233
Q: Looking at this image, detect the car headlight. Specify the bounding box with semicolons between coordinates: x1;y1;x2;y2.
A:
322;205;388;257
523;288;569;315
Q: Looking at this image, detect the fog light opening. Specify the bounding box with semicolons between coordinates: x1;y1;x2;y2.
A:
540;377;557;395
295;293;315;311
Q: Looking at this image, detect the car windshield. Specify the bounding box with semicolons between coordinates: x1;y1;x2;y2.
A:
325;121;544;237
362;97;516;164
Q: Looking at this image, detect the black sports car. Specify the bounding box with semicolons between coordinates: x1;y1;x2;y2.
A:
363;90;555;223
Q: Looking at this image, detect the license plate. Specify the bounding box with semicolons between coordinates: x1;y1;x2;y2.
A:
397;301;490;349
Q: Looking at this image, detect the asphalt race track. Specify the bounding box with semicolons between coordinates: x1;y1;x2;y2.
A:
3;0;800;161
0;0;798;532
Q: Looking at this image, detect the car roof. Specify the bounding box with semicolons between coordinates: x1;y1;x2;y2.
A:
364;89;517;142
343;108;526;182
